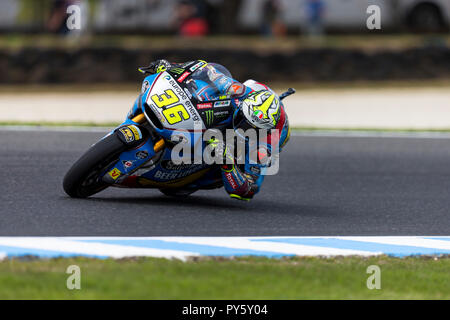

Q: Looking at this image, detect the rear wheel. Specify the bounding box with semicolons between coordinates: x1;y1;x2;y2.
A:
63;133;126;198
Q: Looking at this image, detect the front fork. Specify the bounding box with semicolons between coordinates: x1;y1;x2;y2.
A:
101;113;165;184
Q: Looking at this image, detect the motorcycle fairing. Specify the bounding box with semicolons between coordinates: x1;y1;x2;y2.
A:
117;147;214;189
101;62;251;189
101;130;159;184
143;71;204;133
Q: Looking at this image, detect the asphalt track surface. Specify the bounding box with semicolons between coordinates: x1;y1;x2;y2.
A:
1;129;449;236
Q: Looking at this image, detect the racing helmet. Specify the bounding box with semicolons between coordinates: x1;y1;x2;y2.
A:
233;90;281;131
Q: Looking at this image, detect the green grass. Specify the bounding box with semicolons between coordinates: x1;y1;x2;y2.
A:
0;256;448;299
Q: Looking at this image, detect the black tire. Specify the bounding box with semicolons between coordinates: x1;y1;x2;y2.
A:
63;133;127;198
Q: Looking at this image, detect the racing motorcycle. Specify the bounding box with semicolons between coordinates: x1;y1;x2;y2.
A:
63;61;294;198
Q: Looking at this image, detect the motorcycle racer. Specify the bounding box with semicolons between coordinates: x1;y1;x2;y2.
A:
139;59;291;201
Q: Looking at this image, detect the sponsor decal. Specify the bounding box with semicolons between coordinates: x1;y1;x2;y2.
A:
170;67;185;75
224;172;237;189
108;168;122;180
177;71;191;83
189;61;207;72
161;160;195;171
215;110;229;116
201;109;230;127
234;98;240;106
128;125;142;140
154;165;203;181
229;82;245;96
197;102;213;109
214;110;230;118
119;127;135;143
154;170;178;180
119;125;142;143
141;80;150;93
122;160;134;168
135;150;149;159
214;100;231;108
184;88;192;99
204;110;214;126
167;78;200;122
167;79;188;100
181;61;195;68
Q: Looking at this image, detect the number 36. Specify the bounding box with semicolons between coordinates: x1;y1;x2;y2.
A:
151;90;190;125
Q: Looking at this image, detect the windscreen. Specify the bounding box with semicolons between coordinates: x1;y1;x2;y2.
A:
185;63;244;102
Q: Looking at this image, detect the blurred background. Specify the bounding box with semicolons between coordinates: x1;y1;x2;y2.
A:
0;0;449;129
2;0;450;35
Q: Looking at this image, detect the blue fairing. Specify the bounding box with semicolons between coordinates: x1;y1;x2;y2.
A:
126;73;158;122
99;63;261;190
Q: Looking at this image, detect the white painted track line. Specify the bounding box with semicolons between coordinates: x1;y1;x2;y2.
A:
151;237;379;256
0;237;198;260
341;237;450;250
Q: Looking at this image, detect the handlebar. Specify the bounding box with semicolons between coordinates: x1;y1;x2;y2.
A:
279;88;296;101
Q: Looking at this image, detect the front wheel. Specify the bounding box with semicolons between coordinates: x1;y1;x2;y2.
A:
63;133;126;198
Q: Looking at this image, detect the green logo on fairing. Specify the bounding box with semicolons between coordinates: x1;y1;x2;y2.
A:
170;67;185;75
204;110;214;126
